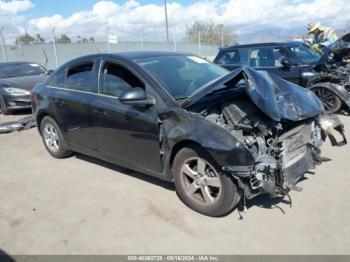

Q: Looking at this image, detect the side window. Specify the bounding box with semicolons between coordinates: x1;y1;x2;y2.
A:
47;68;66;88
249;47;287;67
273;48;289;67
65;61;96;93
99;61;144;97
215;49;249;65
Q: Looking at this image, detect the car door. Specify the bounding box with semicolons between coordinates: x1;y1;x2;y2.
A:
90;59;162;174
47;59;98;150
249;46;301;85
214;48;249;71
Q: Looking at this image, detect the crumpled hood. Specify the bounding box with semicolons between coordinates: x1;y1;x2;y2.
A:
182;66;324;122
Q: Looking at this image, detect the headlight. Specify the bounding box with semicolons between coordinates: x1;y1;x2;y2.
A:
3;87;30;95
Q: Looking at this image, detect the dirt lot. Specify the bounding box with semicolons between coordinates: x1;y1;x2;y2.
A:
1;111;350;255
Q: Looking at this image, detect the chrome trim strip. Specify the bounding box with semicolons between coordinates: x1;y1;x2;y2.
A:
45;85;120;100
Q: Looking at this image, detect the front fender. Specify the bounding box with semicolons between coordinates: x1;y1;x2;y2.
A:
165;114;255;167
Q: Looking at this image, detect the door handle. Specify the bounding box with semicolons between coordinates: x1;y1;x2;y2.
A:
93;108;107;117
54;98;65;107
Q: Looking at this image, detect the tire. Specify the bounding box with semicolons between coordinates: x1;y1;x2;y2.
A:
172;145;241;217
40;116;72;158
0;96;10;115
313;86;343;114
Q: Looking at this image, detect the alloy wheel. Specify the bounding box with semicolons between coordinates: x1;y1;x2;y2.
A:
314;87;341;113
43;122;60;153
180;157;222;206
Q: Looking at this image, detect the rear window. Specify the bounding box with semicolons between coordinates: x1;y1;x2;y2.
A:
46;61;97;93
65;62;96;93
215;49;249;65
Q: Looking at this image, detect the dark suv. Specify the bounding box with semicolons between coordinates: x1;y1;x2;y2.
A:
214;42;320;87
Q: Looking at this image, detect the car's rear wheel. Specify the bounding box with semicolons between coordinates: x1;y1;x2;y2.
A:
173;146;241;217
313;86;343;114
0;96;10;115
40;116;72;158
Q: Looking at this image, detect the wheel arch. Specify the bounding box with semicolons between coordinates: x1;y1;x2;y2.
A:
311;82;347;104
35;110;53;134
168;140;215;173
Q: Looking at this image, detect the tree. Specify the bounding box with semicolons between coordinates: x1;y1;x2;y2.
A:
185;21;236;45
16;32;35;45
56;34;71;44
89;36;95;43
35;34;45;44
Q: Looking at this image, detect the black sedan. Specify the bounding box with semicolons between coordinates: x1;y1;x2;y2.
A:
213;41;319;87
213;36;350;114
31;52;346;217
0;61;49;114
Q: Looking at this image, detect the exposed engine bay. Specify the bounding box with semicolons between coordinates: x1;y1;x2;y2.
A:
201;93;346;200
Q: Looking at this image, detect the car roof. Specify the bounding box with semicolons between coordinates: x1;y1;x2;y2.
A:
0;61;41;65
221;41;303;50
68;51;190;62
113;51;190;60
59;51;192;69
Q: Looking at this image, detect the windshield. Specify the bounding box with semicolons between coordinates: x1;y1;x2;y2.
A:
0;63;46;78
135;55;228;99
288;44;321;64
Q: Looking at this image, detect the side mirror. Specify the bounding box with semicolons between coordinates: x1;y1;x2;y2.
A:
280;57;292;69
46;69;54;75
119;87;155;106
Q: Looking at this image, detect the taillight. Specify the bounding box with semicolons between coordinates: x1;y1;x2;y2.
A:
30;91;37;104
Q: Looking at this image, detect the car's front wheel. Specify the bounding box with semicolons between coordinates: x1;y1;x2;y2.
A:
40;116;72;158
173;146;241;217
313;85;343;114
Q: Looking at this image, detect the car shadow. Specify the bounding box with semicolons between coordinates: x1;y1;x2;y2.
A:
74;153;175;191
74;153;315;217
338;108;350;116
10;109;32;115
235;175;311;217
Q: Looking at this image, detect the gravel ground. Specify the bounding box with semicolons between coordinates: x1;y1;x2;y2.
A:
0;111;350;255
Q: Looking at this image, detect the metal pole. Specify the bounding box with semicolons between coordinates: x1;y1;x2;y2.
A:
164;0;170;42
0;26;7;62
140;31;144;50
107;26;110;52
51;27;59;68
198;31;201;56
221;28;224;46
172;26;177;52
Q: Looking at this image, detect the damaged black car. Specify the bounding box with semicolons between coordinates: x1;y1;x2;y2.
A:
31;52;346;217
310;33;350;113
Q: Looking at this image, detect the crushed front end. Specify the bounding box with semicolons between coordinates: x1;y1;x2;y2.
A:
222;114;346;202
197;67;347;204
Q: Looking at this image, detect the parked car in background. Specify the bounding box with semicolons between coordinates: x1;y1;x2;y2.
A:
310;33;350;113
213;42;320;87
31;51;346;217
213;38;350;114
0;61;49;115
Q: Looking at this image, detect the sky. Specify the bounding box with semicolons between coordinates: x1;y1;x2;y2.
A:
0;0;349;43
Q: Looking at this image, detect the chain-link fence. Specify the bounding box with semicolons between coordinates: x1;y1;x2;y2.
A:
0;41;220;69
